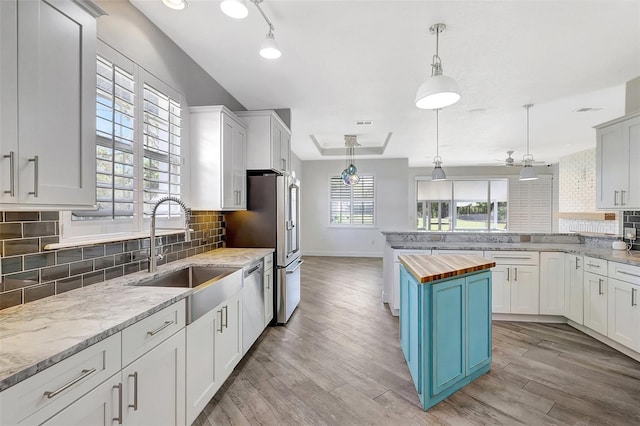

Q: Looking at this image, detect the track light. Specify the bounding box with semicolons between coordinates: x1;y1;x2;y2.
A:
220;0;248;19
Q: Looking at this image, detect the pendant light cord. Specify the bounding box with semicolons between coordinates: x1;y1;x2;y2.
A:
436;109;440;157
526;105;530;155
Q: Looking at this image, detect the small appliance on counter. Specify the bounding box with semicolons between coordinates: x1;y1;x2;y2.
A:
225;171;302;324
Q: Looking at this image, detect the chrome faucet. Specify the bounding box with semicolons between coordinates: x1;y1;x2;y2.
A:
149;196;191;273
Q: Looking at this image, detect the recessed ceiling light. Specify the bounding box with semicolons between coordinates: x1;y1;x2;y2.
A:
162;0;187;10
355;120;374;126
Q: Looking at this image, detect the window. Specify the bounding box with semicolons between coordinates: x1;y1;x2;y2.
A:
63;44;185;241
330;175;375;225
416;178;508;231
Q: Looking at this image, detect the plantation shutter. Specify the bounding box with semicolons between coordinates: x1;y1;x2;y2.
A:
143;84;182;217
352;175;375;225
329;175;375;225
330;177;351;224
508;175;553;232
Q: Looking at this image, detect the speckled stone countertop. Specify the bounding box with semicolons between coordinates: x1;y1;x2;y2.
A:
0;247;273;392
382;231;640;267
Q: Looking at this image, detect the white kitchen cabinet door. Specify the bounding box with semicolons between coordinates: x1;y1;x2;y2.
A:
490;265;511;314
190;106;247;211
215;290;243;383
509;265;540;314
564;254;584;324
607;278;640;351
1;0;100;208
595;113;640;209
583;272;608;336
237;110;291;172
185;310;219;426
122;328;186;426
40;375;121;426
264;265;274;327
539;252;566;315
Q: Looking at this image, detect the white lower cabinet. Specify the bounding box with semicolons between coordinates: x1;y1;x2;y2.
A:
122;328;186;426
41;374;121;426
539;252;565;315
607;278;640;351
185;289;243;426
583;272;608;335
486;252;539;314
564;254;584;324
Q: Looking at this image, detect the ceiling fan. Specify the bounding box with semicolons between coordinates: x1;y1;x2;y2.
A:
497;150;546;167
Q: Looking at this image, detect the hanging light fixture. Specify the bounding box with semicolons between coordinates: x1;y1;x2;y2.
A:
519;104;539;181
162;0;187;10
415;23;461;110
341;135;360;186
431;109;447;181
260;30;281;59
220;0;248;18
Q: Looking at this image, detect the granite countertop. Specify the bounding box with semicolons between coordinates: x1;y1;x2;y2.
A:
399;254;496;283
0;247;273;392
387;241;640;267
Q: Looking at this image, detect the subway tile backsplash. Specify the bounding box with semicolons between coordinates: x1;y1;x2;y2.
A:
0;210;225;310
623;211;640;250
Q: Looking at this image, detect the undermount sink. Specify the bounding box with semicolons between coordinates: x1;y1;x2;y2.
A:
133;266;242;324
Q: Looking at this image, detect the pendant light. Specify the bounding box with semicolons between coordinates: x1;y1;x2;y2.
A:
431;109;447;181
415;23;461;110
519;104;539;181
260;30;281;59
220;0;248;18
341;135;360;186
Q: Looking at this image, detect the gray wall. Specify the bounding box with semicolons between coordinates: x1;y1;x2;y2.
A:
95;0;244;111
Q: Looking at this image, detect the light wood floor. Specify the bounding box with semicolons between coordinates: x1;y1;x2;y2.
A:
193;257;640;425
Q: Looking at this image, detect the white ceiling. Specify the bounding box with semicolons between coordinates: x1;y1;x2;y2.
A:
130;0;640;167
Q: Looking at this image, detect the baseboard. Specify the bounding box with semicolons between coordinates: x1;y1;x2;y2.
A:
567;320;640;363
492;313;567;323
301;251;383;258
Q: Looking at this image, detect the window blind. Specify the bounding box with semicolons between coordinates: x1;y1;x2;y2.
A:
508;175;552;232
143;84;182;217
74;56;135;220
330;175;375;225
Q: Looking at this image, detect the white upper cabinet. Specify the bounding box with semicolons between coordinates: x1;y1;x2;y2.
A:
190;106;247;211
0;0;102;209
236;110;291;172
596;112;640;209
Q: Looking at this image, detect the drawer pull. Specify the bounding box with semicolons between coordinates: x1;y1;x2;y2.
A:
575;258;580;270
514;267;518;282
587;263;601;268
128;372;138;410
506;267;510;282
43;368;96;399
147;320;174;336
223;305;229;329
633;288;637;307
493;255;532;260
618;270;640;279
114;383;123;424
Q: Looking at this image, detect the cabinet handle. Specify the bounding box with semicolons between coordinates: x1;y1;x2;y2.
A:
3;151;15;196
43;368;96;398
223;305;229;329
113;383;123;424
506;267;510;282
28;155;39;197
147;320;173;336
217;309;224;333
282;158;287;170
618;270;640;279
493;255;532;260
614;190;619;206
514;267;518;282
587;263;601;268
633;288;637;307
576;258;580;270
128;372;138;410
621;190;626;206
598;278;604;295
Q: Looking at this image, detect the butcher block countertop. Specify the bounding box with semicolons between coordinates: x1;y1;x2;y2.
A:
398;254;496;283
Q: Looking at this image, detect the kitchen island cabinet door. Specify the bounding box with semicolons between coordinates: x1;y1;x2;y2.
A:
122;328;186;426
466;272;492;375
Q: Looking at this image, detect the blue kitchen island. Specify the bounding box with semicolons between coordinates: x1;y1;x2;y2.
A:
398;254;496;411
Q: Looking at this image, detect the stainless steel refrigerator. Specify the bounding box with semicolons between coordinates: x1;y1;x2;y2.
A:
225;171;302;324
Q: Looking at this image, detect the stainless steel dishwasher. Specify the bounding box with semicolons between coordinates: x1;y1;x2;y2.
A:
242;259;265;354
